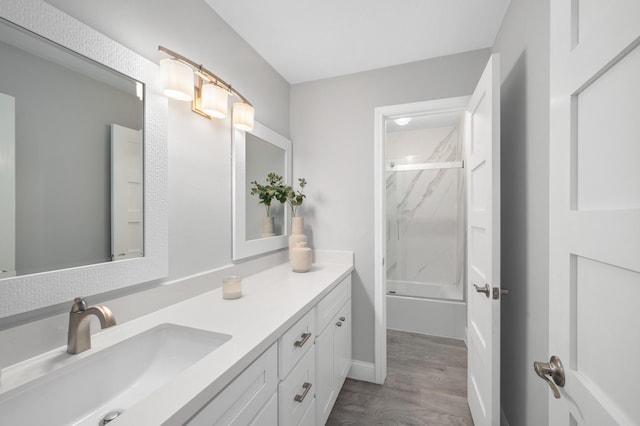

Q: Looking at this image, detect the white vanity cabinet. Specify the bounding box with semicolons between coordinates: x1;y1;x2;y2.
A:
186;344;278;426
314;275;352;426
185;272;352;426
278;274;352;426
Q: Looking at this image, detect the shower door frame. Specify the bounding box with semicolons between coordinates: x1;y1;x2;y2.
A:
373;96;470;384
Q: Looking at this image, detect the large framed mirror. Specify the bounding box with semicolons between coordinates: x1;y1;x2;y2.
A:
0;0;168;319
232;122;292;260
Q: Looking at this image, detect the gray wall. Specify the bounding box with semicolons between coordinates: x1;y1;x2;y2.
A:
45;0;291;282
290;49;491;364
492;0;550;424
0;40;142;275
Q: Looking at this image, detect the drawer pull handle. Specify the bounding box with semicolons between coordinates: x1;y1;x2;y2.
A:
294;382;312;403
294;332;312;348
336;322;342;327
339;316;346;322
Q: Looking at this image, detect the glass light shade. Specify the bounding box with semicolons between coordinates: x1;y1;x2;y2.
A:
201;83;228;118
233;102;254;131
159;58;193;101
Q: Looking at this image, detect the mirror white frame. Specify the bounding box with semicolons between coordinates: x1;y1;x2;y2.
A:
0;0;168;319
232;122;292;260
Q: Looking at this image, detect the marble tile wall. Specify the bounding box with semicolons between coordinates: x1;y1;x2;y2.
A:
386;125;464;299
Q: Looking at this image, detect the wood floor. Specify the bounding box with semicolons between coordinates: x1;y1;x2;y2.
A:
326;329;473;426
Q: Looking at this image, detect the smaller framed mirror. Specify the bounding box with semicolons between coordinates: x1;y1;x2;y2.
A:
232;122;292;260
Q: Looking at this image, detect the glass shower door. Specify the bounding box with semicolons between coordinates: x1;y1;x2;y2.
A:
385;119;465;301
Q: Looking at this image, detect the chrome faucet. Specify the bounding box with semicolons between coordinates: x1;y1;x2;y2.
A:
67;297;116;354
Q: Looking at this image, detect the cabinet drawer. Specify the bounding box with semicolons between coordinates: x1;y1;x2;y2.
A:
278;347;315;426
316;275;351;334
279;308;315;378
187;343;277;426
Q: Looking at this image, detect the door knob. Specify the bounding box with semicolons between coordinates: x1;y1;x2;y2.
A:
473;283;490;297
533;356;565;399
492;287;509;299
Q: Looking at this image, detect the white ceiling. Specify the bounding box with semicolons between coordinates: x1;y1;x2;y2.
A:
204;0;510;84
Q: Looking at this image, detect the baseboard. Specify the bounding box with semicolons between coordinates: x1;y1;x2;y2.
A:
347;360;376;383
501;407;510;426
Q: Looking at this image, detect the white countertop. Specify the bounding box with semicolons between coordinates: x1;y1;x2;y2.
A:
0;257;353;425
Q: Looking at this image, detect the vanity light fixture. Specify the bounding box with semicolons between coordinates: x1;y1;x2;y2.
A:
201;83;228;118
159;58;193;101
232;101;255;131
158;45;254;131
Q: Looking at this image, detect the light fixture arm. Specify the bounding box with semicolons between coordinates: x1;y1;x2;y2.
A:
158;45;252;107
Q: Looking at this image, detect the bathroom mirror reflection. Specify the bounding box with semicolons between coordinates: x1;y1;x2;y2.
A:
0;17;144;278
0;1;167;319
245;133;286;240
232;122;292;260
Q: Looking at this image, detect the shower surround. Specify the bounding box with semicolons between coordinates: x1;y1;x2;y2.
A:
385;122;466;339
386;125;465;301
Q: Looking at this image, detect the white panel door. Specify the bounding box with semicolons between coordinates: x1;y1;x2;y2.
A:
547;1;640;424
0;93;15;279
111;124;143;261
466;54;501;426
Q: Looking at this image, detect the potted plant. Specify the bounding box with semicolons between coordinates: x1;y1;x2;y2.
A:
249;172;285;237
283;177;307;217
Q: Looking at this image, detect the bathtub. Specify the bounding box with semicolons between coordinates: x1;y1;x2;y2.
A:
386;280;466;341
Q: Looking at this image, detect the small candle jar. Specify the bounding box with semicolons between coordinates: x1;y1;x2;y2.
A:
222;275;242;299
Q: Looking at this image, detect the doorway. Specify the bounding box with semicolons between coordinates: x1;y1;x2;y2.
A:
373;54;501;426
373;96;470;383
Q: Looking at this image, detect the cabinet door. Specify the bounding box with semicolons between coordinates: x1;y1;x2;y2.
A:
335;300;352;388
315;299;352;425
314;323;335;425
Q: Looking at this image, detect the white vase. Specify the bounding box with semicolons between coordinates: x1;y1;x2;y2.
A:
291;241;312;273
289;216;308;260
261;216;275;237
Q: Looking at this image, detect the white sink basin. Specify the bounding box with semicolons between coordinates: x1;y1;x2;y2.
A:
0;323;231;425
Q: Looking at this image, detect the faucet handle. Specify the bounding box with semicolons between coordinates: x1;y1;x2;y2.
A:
71;297;87;313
